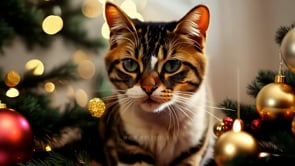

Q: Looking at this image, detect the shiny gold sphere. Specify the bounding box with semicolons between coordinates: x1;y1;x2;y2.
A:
256;80;295;121
281;28;295;72
87;98;106;118
213;122;226;137
214;130;258;166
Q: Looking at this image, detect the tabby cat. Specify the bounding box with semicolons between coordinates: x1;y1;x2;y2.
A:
99;2;217;166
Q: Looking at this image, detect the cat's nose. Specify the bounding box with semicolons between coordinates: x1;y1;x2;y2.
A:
141;85;157;96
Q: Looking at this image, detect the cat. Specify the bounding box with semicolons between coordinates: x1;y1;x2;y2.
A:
99;2;217;166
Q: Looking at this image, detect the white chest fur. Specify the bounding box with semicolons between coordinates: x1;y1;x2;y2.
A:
119;86;210;165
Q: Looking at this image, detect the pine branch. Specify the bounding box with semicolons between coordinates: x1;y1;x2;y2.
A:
275;21;295;45
21;61;79;89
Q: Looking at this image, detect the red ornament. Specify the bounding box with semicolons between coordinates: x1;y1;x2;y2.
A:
223;117;234;131
0;103;34;165
251;118;262;131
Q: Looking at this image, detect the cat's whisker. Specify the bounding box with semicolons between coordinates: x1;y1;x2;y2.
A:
205;105;237;112
167;105;180;136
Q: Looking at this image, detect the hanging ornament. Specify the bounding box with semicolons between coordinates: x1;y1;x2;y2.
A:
214;119;258;166
280;28;295;72
222;117;234;131
87;97;106;118
0;101;34;165
213;117;234;137
213;122;226;137
251;118;262;132
256;73;295;121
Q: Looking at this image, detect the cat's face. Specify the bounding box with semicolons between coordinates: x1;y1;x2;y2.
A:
104;2;209;113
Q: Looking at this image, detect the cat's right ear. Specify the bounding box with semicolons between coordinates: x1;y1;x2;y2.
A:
104;2;136;42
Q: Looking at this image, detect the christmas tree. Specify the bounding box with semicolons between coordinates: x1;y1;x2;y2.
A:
2;0;295;166
211;22;295;166
0;0;108;165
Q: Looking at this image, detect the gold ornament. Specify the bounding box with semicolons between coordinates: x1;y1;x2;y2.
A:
256;74;295;121
4;70;21;87
87;98;105;118
214;119;258;166
213;122;226;137
280;28;295;72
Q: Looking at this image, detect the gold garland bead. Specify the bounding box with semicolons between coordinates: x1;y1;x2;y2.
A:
87;97;105;118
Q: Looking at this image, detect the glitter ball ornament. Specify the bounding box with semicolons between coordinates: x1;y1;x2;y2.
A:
256;74;295;121
0;102;34;165
87;97;106;118
280;28;295;72
214;119;258;166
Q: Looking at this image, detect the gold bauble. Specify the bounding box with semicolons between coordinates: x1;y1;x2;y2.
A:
256;74;295;121
214;130;258;166
87;98;106;118
281;28;295;72
213;122;226;137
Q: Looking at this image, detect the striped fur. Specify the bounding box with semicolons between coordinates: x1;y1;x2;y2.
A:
100;2;215;166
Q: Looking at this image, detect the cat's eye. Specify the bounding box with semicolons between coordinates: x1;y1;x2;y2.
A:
122;58;139;72
163;59;181;73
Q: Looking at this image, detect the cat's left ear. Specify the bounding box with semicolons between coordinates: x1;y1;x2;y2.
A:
174;4;210;50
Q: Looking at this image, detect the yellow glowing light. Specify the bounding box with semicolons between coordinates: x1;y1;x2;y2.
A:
25;59;45;76
45;145;52;152
82;0;102;18
42;15;63;35
4;70;21;87
120;0;144;21
6;88;20;98
232;119;242;132
77;60;95;80
101;22;110;39
121;0;137;13
44;82;55;93
73;50;88;64
75;89;89;107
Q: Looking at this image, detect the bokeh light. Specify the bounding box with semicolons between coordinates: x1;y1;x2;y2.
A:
75;89;89;107
6;88;19;98
44;82;55;93
82;0;103;18
4;70;21;87
25;59;44;76
77;60;95;80
73;50;88;64
42;15;63;35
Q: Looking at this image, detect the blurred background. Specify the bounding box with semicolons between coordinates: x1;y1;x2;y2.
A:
1;0;295;108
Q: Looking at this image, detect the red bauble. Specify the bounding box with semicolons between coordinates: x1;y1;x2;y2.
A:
223;117;234;131
251;118;262;131
0;106;34;165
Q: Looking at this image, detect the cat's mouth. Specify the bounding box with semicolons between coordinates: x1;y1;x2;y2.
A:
139;97;162;112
